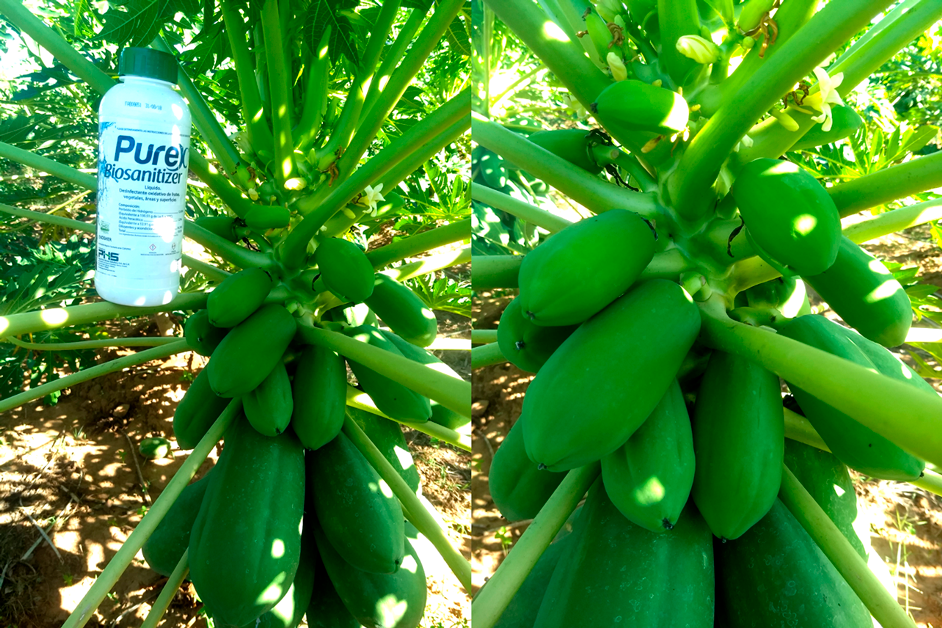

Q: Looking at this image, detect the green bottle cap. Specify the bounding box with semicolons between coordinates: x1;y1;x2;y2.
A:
118;47;178;84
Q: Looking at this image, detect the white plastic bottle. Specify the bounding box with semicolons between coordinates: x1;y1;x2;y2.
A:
95;47;192;307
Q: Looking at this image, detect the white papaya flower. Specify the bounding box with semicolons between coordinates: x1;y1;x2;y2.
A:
803;67;845;132
676;35;720;65
358;184;386;217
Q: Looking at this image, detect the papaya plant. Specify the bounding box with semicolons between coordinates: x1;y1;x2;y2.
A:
0;0;472;625
471;0;942;626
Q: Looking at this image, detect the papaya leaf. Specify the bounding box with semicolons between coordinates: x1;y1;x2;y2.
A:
446;12;471;58
406;273;471;318
97;0;174;48
302;0;359;65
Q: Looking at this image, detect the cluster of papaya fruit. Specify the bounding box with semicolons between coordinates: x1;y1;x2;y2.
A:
483;134;924;625
145;234;463;626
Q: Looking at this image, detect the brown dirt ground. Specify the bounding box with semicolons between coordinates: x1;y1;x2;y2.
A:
471;229;942;626
0;273;471;626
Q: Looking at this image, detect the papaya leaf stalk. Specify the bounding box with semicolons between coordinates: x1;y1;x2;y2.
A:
0;340;191;413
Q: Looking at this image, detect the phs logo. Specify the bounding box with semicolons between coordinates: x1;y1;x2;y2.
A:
99;248;119;262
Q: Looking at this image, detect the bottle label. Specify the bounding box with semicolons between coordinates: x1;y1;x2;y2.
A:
96;117;191;284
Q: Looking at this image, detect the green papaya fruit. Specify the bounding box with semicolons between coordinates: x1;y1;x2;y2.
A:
373;192;405;220
593;80;689;137
257;180;277;199
306;555;361;628
715;499;872;628
138;437;172;459
379;329;470;427
381;329;465;382
522;280;701;471
195;215;240;242
601;379;695;533
741;275;811;319
783;439;867;559
518;210;657;326
791;105;863;151
528;129;603;174
291;344;347;450
189;415;306;627
832;322;935;396
430;401;470;430
316;237;375;303
314;524;427;628
207;266;274;328
365;274;438;347
207;303;297;398
245;205;291;230
731;158;841;277
348;406;421;494
803;236;912;348
173;367;230;449
333;302;379;327
142;470;212;576
497;297;578;373
184;309;228;356
533;480;714;628
492;534;573;628
255;522;319;628
737;0;776;31
244;360;293;436
345;326;432;422
489;417;566;521
308;431;405;574
777;315;924;480
691;350;783;540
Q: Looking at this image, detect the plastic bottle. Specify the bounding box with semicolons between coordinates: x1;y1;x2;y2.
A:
95;47;191;306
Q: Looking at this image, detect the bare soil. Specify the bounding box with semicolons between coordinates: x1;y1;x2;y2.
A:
471;230;942;625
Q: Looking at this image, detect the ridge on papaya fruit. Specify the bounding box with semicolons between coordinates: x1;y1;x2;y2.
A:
473;0;942;626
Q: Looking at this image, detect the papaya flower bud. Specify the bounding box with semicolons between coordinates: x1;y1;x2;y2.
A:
771;108;799;132
676;35;720;65
284;177;308;190
607;52;629;82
